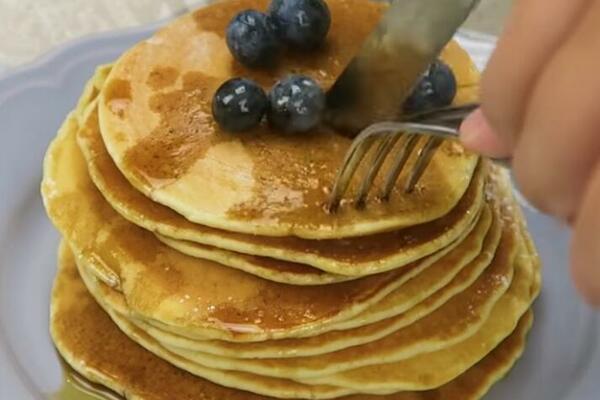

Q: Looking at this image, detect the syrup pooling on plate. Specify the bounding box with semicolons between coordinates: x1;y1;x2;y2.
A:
52;358;122;400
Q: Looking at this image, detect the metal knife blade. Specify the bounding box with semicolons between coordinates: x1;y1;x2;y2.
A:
326;0;481;134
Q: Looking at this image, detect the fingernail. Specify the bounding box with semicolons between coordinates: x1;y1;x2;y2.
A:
459;109;486;147
459;109;512;158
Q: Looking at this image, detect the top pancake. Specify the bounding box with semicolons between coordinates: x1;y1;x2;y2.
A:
77;61;483;276
79;95;485;278
98;0;480;238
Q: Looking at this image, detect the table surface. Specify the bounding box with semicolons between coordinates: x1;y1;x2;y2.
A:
0;0;511;72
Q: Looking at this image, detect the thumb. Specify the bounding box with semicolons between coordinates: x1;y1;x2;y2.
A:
460;108;513;158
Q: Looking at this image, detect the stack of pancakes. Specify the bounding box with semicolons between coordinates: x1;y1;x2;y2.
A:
41;0;541;399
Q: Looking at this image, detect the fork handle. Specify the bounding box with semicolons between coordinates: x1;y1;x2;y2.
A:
407;103;480;126
418;104;513;168
399;121;512;168
366;102;513;169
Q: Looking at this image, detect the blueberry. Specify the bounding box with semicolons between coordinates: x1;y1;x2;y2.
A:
226;10;280;68
403;61;457;114
269;0;331;49
212;78;268;132
268;75;325;133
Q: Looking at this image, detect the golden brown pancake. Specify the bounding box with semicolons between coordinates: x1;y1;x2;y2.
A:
76;27;484;274
130;211;501;359
82;204;498;361
53;242;534;399
65;189;539;397
72;210;526;385
52;243;533;400
98;0;481;239
161;221;511;376
43;116;487;342
306;244;539;393
79;94;484;277
44;0;543;397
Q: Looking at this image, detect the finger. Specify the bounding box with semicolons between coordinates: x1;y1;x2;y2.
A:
481;0;590;147
460;108;512;158
512;1;600;220
570;164;600;307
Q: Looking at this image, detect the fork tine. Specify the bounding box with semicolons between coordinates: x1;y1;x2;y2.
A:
404;136;443;193
381;133;420;200
327;136;378;212
355;133;401;208
328;105;480;211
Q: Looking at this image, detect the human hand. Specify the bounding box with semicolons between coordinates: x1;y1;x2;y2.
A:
460;0;600;306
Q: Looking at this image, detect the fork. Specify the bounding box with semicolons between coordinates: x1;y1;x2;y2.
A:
327;103;510;212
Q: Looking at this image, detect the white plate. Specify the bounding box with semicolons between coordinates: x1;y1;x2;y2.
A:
0;21;598;400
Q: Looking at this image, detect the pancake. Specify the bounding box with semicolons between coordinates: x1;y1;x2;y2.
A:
78;29;484;275
78;104;357;286
59;155;537;398
133;212;500;359
305;240;539;393
43;116;487;342
44;0;543;398
79;92;484;277
151;206;506;359
60;240;535;399
84;204;499;360
97;0;481;239
52;242;533;400
68;195;533;388
141;204;496;345
131;213;514;380
84;214;514;381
